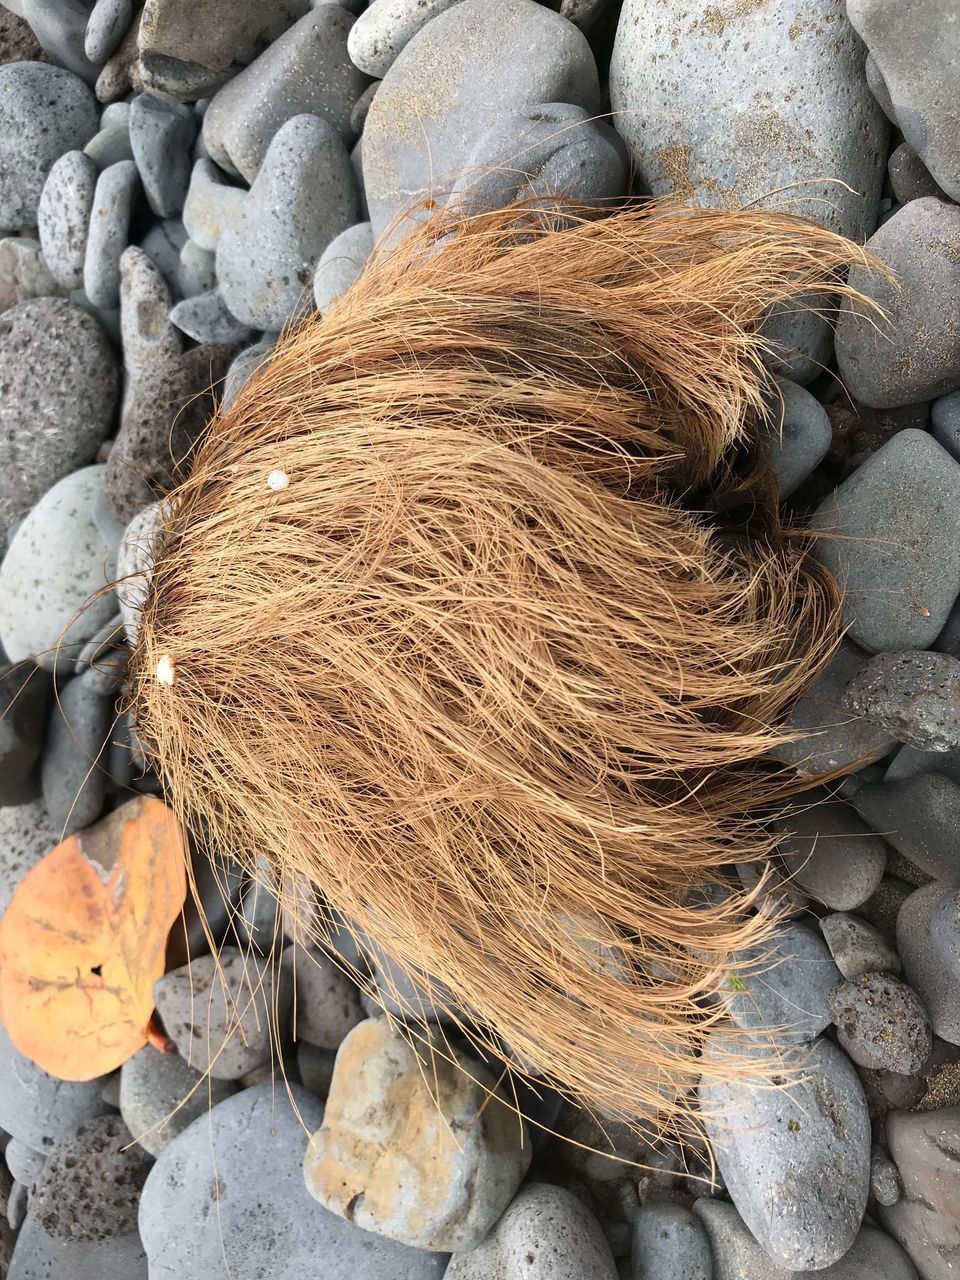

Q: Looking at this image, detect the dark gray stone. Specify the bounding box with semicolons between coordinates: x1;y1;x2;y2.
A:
721;921;841;1043
0;798;59;919
631;1202;710;1280
0;297;118;551
83;0;133;62
932;390;960;464
235;858;281;952
119;1046;236;1157
313;220;373;315
0;1020;109;1153
930;889;960;981
0;662;50;806
842;650;960;751
881;1106;960;1280
899;884;960;1045
774;789;886;910
852;773;960;885
347;0;462;79
297;1041;337;1098
888;142;947;205
885;743;960;787
761;378;832;499
36;151;97;291
828;972;932;1074
129;93;196;218
810;430;960;652
699;1034;871;1271
820;912;901;979
41;665;113;834
169;288;253;344
139;1083;448;1280
285;943;364;1049
871;1147;902;1207
0;63;98;226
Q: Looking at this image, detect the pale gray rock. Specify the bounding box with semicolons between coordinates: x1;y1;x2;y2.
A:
138;217;188;294
898;884;960;1046
286;944;364;1049
129;92;196;217
820;912;901;979
83;115;134;169
119;246;181;409
0;236;64;310
313;220;373;314
82;158;139;309
17;0;101;83
221;337;274;411
3;1141;45;1189
181;156;247;252
169;288;253;344
774;789;886;910
115;504;164;647
761;378;832;498
177;238;215;296
37;151;97;291
348;0;464;78
119;1046;236;1157
881;1106;960;1280
84;0;133;61
842;650;960;752
828;972;932;1074
0;1019;109;1153
721;920;841;1042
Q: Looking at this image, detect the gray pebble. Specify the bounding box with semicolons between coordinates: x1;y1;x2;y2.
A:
932;390;960;464
203;5;366;184
181;156;247;252
286;943;364;1049
297;1041;337;1099
0;237;64;310
828;971;932;1074
0;63;98;226
153;947;292;1080
41;665;114;833
348;0;463;78
177;238;216;297
235;858;281;951
83;0;133;62
930;889;960;981
363;0;600;239
367;934;457;1025
699;1034;871;1271
221;337;274;411
119;246;182;408
169;287;253;344
885;741;960;787
17;0;101;84
3;1141;44;1189
140;1082;447;1280
842;649;960;751
0;662;50;806
0;798;60;921
888;142;947;205
0;1019;109;1153
0;465;120;671
129;92;196;218
631;1202;711;1280
774;788;886;910
898;883;960;1046
115;503;164;646
7;1114;150;1280
138;217;188;295
852;773;960;884
119;1046;236;1157
84;116;134;169
444;1182;617;1280
6;1181;26;1233
881;1105;960;1278
721;921;841;1043
836;199;960;407
313;220;373;314
350;79;379;134
820;912;901;979
36;151;97;292
761;378;832;499
870;1147;902;1207
217;114;357;330
865;52;896;124
83;159;139;310
810;430;960;652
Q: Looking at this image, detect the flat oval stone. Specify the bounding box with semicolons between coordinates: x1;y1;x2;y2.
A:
36;151;97;291
181;157;247;252
820;912;901;979
761;378;832;500
773;789;886;911
898;883;960;1046
119;1046;236;1157
721;921;841;1043
348;0;464;79
83;158;139;309
631;1202;711;1280
129;92;197;218
880;1105;960;1280
83;0;133;62
313;220;373;315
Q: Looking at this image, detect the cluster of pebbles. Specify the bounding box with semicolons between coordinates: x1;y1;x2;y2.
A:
1;0;960;1276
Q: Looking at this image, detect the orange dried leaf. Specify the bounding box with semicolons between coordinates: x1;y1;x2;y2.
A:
0;795;188;1081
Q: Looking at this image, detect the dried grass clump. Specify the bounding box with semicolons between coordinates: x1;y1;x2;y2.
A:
130;200;877;1141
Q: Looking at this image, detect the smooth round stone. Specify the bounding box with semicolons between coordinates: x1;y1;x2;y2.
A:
888;142;946;204
363;0;600;239
829;972;933;1074
348;0;465;78
7;1115;150;1280
837;199;960;408
444;1183;617;1280
699;1034;871;1271
83;159;139;309
182;157;246;252
202;5;365;183
119;1046;237;1157
18;0;102;83
114;503;164;647
930;889;960;981
0;465;120;670
631;1202;711;1280
721;921;841;1043
152;947;292;1080
169;288;253;344
852;773;960;885
177;238;216;297
898;884;960;1045
285;944;365;1049
129;92;197;218
40;665;113;834
810;430;960;653
83;117;134;169
92;15;140;102
0;662;50;806
140;1083;447;1280
820;912;901;979
138;217;188;295
217;114;357;330
0;63;99;226
932;389;960;463
83;0;133;62
3;1140;45;1189
0;1019;109;1153
871;1147;903;1207
221;337;274;411
881;1105;960;1279
774;789;886;910
0;799;59;919
842;650;960;751
761;378;832;499
313;220;373;315
36;151;97;291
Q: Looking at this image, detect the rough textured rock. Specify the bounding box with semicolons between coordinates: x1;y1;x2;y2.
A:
881;1106;960;1280
836;199;960;408
36;150;97;291
810;430;960;652
0;662;50;806
304;1017;531;1250
363;0;600;238
0;298;118;550
852;773;960;885
0;799;60;919
721;921;841;1042
898;885;960;1046
699;1034;871;1271
774;789;886;910
0;1019;109;1153
631;1202;711;1280
841;650;960;752
828;972;932;1074
0;235;64;311
820;912;901;979
140;1083;448;1279
118;245;182;401
0;8;46;63
119;1046;236;1157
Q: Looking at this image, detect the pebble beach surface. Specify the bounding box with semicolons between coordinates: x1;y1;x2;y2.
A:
1;1;960;1278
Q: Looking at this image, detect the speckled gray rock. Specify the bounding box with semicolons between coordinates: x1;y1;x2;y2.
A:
140;1083;447;1280
631;1203;710;1280
0;799;60;919
898;884;960;1046
447;101;628;215
0;465;120;670
0;662;50;805
0;236;64;310
129;93;196;218
363;0;600;239
177;238;215;297
221;338;274;411
82;159;138;309
609;0;886;384
444;1182;617;1280
348;0;461;78
880;1107;960;1280
0;1019;109;1153
202;5;365;183
0;63;99;226
181;157;246;252
699;1034;871;1271
3;1141;45;1190
871;1147;902;1207
7;1114;150;1280
84;112;134;168
119;247;181;405
810;430;960;652
305;1017;530;1249
217;114;357;330
848;1;960;203
721;920;841;1042
931;389;960;464
930;889;960;981
313;220;373;314
36;151;96;291
84;0;133;62
119;1046;236;1157
761;379;832;499
169;288;253;344
774;789;886;910
138;217;188;294
693;1199;917;1280
829;972;932;1074
153;947;292;1080
770;641;891;776
18;0;102;84
41;665;113;833
820;912;901;979
286;944;364;1049
836;200;960;408
841;650;960;751
888;142;946;205
852;773;960;884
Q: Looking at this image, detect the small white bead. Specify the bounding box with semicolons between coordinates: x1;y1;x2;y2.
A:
155;655;175;686
266;469;289;491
